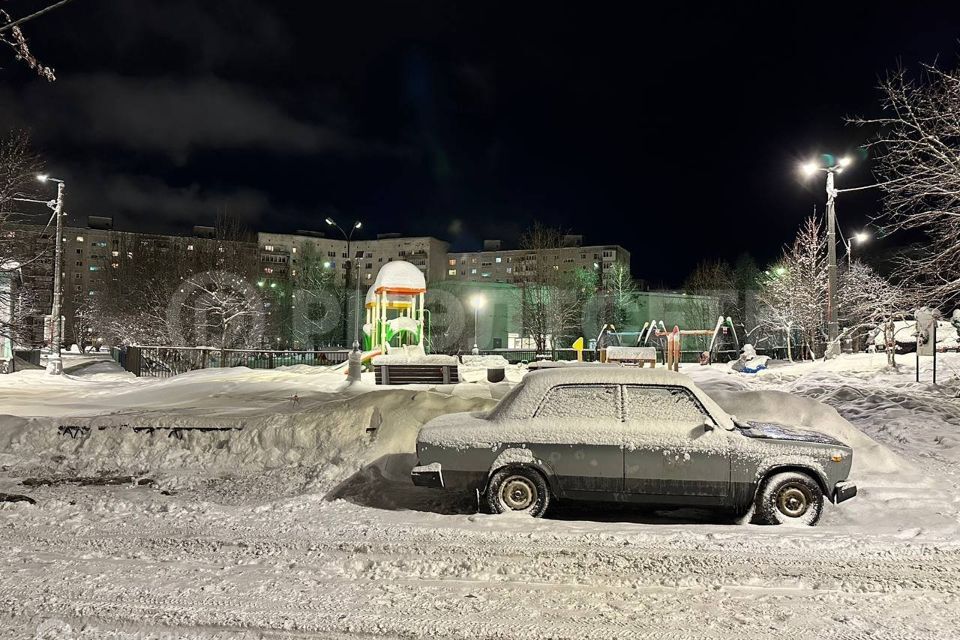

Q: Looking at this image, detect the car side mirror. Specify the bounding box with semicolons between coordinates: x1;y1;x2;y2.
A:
703;418;717;432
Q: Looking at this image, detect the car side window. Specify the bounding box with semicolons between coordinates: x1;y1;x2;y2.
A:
536;384;619;419
623;385;707;425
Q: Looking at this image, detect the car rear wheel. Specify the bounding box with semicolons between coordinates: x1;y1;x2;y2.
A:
756;471;824;526
485;466;551;517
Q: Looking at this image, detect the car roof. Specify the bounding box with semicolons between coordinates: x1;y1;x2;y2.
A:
505;365;734;429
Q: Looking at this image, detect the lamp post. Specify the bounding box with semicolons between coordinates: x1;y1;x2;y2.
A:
324;217;362;345
844;231;869;265
36;174;65;375
325;217;363;381
470;294;485;355
801;156;852;357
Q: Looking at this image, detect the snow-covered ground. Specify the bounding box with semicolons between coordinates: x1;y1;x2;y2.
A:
1;352;959;638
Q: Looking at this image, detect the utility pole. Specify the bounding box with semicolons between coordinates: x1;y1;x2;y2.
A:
801;156;853;358
825;170;839;355
36;175;65;375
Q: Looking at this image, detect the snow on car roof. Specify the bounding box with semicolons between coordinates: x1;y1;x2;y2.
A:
499;366;734;429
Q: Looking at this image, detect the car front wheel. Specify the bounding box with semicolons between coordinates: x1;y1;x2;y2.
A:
485;466;551;517
756;471;824;526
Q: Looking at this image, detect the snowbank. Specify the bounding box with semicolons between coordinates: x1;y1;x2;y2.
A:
0;389;497;495
706;389;908;476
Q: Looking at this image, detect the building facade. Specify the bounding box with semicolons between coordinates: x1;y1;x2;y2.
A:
445;237;631;285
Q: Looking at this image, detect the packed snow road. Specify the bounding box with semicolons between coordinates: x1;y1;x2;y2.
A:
1;353;959;638
3;487;960;639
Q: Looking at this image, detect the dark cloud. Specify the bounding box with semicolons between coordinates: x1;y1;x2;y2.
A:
1;74;374;163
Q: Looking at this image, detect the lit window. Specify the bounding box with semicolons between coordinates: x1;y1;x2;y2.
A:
76;236;84;242
292;247;297;254
187;244;194;251
323;261;331;269
366;273;372;280
88;291;95;296
265;245;274;251
448;259;456;266
481;272;490;278
89;265;100;271
447;269;456;276
264;267;274;274
111;263;119;269
111;251;119;257
506;267;512;273
471;268;477;274
495;257;501;263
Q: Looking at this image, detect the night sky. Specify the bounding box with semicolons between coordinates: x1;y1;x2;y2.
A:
3;1;960;286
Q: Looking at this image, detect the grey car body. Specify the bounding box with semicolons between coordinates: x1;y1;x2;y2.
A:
412;367;856;516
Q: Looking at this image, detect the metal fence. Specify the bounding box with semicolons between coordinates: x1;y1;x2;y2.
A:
112;346;350;378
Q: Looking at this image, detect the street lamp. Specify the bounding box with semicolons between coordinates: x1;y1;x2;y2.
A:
35;173;66;375
799;155;853;356
844;231;870;265
326;216;363;381
470;294;485;355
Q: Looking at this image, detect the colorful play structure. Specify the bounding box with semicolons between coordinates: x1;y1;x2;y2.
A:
363;260;427;353
596;316;739;371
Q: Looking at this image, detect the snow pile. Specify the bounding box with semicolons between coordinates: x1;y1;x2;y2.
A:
0;389;497;495
372;352;458;365
872;319;960;350
706;388;908;476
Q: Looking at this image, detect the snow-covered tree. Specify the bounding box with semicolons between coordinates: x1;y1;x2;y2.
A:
838;260;909;366
0;130;45;346
854;65;960;308
171;270;265;360
756;216;828;359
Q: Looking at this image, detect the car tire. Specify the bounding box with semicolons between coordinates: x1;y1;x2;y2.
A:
485;466;551;518
756;471;824;526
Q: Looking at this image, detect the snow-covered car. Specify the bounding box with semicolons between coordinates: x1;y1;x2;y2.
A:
412;367;857;525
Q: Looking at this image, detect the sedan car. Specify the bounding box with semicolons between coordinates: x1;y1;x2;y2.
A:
412;367;856;525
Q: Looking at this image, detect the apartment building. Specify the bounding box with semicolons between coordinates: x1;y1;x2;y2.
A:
4;218;255;346
445;236;631;285
256;231;449;287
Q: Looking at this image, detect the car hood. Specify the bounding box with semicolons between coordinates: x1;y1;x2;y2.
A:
736;420;848;447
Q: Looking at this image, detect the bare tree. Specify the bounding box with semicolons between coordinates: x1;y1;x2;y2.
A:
0;0;75;81
683;260;736;330
854;65;960;308
290;244;344;349
515;224;581;352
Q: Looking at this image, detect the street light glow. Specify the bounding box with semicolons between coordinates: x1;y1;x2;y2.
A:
854;232;869;243
801;162;819;176
324;217;335;226
353;221;362;229
36;173;49;182
470;294;485;309
838;156;852;168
